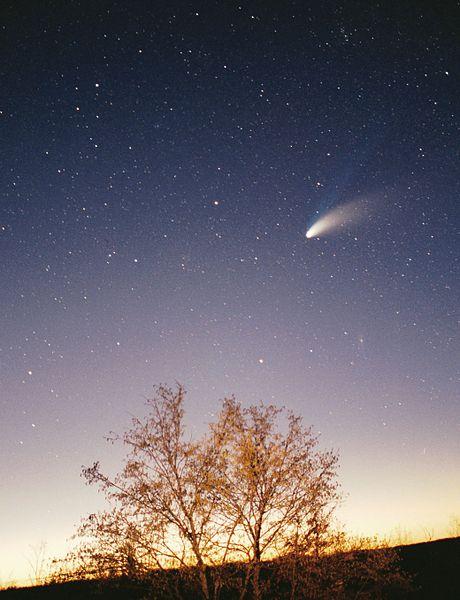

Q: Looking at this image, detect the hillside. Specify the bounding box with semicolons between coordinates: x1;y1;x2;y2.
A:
1;537;459;599
396;536;460;599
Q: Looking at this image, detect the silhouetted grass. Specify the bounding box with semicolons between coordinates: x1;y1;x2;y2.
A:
1;537;459;599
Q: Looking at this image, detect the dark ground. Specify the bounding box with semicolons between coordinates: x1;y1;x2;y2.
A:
1;537;459;599
396;537;460;599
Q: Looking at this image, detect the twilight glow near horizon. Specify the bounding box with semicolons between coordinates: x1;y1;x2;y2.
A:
0;1;459;585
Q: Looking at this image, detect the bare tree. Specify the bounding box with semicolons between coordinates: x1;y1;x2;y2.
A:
25;541;49;586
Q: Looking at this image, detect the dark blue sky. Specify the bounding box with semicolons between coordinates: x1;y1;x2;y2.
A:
0;0;458;583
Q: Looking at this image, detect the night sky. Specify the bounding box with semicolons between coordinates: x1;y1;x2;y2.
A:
1;1;458;584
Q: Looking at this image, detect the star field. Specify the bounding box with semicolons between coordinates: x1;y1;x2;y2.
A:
0;0;458;585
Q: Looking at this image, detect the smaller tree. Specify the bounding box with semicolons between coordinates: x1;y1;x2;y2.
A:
25;541;49;586
209;398;340;600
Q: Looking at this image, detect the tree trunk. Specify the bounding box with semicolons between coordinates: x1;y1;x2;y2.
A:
289;557;298;600
239;564;252;600
253;560;261;600
197;561;210;600
253;543;262;600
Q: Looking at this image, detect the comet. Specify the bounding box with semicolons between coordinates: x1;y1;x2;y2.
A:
306;200;366;239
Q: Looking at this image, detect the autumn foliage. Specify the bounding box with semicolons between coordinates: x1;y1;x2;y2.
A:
51;384;410;599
